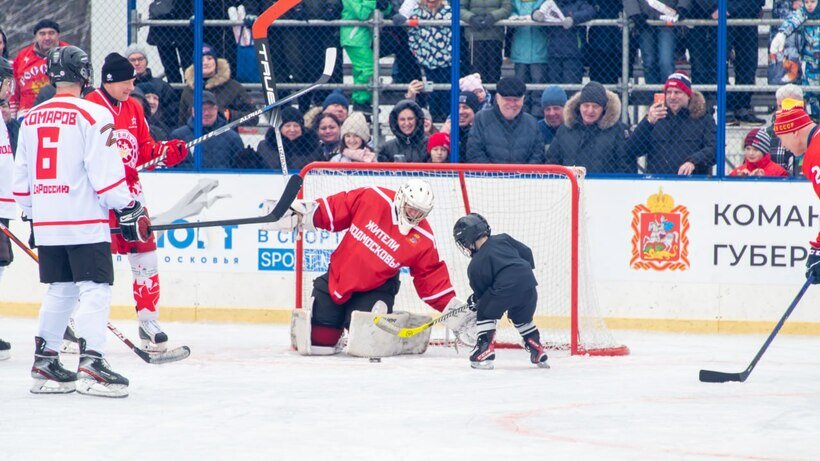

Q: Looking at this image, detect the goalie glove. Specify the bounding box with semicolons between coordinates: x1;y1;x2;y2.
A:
441;297;477;341
262;199;318;231
116;201;151;243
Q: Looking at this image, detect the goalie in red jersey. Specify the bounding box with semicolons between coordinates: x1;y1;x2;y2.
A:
76;53;188;352
270;179;473;356
773;99;820;284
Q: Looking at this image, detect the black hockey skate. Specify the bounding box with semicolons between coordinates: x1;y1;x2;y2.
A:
139;320;168;352
61;322;80;354
0;338;10;361
31;336;77;394
470;330;496;370
523;331;550;369
77;338;129;398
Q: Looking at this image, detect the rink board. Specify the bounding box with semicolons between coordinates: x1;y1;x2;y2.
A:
2;171;819;334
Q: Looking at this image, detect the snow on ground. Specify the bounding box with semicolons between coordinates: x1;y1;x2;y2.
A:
1;316;819;460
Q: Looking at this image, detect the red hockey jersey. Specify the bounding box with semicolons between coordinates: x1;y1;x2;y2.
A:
312;186;455;312
10;41;69;118
804;130;820;247
85;88;158;200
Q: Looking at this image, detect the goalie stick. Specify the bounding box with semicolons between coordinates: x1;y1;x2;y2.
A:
0;222;191;365
111;173;303;233
699;276;814;383
253;0;302;177
373;302;473;338
137;47;337;172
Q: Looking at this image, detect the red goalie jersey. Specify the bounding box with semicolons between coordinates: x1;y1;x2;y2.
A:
312;186;456;312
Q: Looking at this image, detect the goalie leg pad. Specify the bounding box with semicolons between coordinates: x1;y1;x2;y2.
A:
290;307;312;355
347;311;433;357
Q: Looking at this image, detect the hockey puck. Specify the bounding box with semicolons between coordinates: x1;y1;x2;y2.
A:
369;357;381;363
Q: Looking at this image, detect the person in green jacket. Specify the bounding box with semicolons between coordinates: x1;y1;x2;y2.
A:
341;0;391;110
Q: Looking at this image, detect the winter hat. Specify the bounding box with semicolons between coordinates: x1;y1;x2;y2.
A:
496;76;527;98
459;73;483;93
578;81;608;108
322;89;349;110
341;111;371;144
541;85;567;108
201;43;218;59
101;52;136;83
427;132;450;154
124;43;148;60
130;85;145;101
664;71;692;98
201;90;218;106
280;106;305;126
744;128;771;154
459;91;480;113
33;19;60;35
774;106;814;135
137;81;159;98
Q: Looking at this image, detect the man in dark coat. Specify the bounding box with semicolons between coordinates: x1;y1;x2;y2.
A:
628;72;717;175
465;76;545;164
546;81;631;173
171;91;244;169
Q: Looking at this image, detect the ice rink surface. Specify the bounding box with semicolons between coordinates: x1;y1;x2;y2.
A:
1;316;819;461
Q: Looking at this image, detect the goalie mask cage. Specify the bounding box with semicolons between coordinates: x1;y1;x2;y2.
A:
296;162;628;356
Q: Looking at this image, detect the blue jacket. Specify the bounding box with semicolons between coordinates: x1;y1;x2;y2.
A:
171;116;244;169
510;0;548;64
548;0;595;59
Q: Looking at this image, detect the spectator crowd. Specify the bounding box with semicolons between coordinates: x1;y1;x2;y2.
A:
4;0;817;178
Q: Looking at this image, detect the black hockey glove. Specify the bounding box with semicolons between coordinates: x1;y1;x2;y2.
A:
116;201;152;243
21;214;35;249
807;246;820;284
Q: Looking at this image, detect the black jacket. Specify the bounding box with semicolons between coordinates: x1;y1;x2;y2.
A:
251;127;323;171
379;100;428;163
468;234;537;302
466;103;545;164
627;90;717;175
546;89;632;173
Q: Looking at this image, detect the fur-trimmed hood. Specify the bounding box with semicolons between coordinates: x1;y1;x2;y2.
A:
564;89;622;130
672;90;707;120
183;58;232;89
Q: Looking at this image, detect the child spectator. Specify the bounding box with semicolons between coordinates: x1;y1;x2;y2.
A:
332;112;377;162
771;0;820;115
341;0;391;113
427;132;450;162
452;213;548;370
460;73;492;111
769;0;803;84
730;128;789;177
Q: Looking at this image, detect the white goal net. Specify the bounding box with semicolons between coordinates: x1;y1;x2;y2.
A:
296;163;628;356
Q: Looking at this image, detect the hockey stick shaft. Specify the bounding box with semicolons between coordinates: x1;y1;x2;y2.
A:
373;303;472;338
111;173;303;233
1;222;190;364
137;48;336;172
253;0;303;177
699;276;814;383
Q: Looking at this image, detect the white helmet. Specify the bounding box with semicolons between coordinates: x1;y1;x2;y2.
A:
394;179;434;235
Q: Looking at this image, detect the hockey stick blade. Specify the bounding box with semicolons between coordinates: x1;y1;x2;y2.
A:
112;174;303;233
137;346;192;365
373;303;472;338
137;48;337;172
698;276;814;384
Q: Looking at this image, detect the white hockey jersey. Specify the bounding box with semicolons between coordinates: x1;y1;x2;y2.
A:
13;95;133;246
0;116;15;219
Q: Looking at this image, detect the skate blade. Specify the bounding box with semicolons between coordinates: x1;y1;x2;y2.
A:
0;350;9;361
61;340;79;354
76;378;129;398
535;362;551;369
30;378;76;394
140;339;168;353
471;361;494;370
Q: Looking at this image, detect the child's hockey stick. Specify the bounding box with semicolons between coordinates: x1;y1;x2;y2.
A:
373;303;473;338
137;47;337;172
253;0;302;177
0;222;190;364
699;276;814;383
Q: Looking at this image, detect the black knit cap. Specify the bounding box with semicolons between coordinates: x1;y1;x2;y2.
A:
33;19;60;35
280;106;304;126
496;76;527;98
578;81;608;108
101;52;135;83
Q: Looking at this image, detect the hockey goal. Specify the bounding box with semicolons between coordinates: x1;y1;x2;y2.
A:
296;162;628;356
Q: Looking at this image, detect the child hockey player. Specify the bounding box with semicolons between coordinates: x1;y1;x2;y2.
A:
453;213;548;369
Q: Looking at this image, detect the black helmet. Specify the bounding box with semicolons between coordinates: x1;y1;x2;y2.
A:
47;46;92;85
0;57;11;80
453;213;491;257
